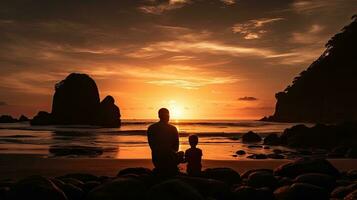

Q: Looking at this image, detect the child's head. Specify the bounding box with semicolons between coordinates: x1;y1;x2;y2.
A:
189;134;199;147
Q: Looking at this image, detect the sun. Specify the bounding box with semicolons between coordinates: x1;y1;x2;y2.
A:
168;100;184;119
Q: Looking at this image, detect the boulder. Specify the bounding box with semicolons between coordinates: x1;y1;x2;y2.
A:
97;95;121;127
30;73;121;127
86;177;146;200
274;158;340;178
267;153;285;159
347;170;357;180
248;145;263;148
18;115;29;122
275;183;329;200
0;115;17;123
248;171;278;189
294;173;336;191
117;167;152;176
241;169;273;180
203;168;241;185
0;187;10;200
328;146;350;158
60;183;84;200
236;150;246;155
82;181;101;193
242;131;262;143
247;154;268;159
9;175;67;200
344;190;357;200
274;185;290;200
346;148;357;158
233;186;275;200
51;73;100;125
30;111;53;125
57;173;100;183
264;133;281;145
147;179;204;200
177;176;229;199
331;186;352;199
277;176;293;187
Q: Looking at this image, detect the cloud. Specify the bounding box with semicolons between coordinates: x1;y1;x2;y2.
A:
139;0;189;14
291;0;343;14
291;24;325;44
232;18;284;39
221;0;236;5
127;39;293;59
0;101;7;106
238;96;258;101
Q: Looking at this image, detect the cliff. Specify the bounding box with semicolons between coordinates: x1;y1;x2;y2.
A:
263;15;357;123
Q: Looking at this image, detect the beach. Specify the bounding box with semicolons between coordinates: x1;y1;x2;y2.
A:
1;154;356;180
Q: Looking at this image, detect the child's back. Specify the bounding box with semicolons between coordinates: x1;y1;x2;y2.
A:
185;135;202;176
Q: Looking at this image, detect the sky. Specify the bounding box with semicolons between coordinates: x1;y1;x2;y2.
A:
0;0;356;119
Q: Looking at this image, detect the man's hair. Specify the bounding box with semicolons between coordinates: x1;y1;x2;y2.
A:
158;108;169;117
189;134;199;146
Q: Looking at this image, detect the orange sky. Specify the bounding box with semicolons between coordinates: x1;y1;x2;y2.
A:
0;0;356;119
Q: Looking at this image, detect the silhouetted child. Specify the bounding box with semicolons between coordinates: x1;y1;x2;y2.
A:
185;135;202;176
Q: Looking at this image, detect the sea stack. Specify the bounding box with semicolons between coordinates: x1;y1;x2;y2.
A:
262;16;357;123
31;73;121;127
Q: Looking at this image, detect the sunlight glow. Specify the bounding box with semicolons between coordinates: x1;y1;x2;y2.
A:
169;100;184;119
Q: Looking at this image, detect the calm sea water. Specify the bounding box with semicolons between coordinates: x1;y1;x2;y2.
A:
0;120;309;160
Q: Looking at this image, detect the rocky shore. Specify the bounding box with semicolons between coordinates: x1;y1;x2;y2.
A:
234;122;357;160
0;158;356;200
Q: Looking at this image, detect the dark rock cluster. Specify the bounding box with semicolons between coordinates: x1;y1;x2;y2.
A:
0;159;356;200
262;16;357;123
0;115;29;123
235;121;357;159
30;73;121;127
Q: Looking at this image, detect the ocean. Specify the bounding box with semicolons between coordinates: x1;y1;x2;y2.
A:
0;120;309;160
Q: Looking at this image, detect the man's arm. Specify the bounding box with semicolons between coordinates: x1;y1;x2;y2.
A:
147;126;154;150
172;126;179;152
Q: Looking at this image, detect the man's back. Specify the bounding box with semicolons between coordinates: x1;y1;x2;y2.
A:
147;121;179;173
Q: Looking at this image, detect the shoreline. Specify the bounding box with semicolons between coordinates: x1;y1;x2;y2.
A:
1;154;356;180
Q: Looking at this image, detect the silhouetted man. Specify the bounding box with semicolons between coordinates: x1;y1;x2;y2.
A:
147;108;179;176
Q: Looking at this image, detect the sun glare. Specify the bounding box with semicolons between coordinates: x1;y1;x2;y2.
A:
169;100;184;119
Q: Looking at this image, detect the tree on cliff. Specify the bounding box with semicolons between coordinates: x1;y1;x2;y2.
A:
264;15;357;123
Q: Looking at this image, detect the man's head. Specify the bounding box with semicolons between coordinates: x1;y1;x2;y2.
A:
158;108;170;123
189;134;199;147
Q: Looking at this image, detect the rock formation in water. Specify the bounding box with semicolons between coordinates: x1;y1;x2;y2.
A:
262;16;357;123
0;115;17;123
30;73;121;127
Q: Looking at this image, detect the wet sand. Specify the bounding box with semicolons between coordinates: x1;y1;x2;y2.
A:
0;154;356;180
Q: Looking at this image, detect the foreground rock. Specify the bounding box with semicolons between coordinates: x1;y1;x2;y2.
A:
279;123;357;149
147;179;203;200
87;178;146;200
274;158;340;178
9;176;67;200
264;133;281;145
242;131;262;143
30;73;121;127
2;159;356;200
274;183;329;200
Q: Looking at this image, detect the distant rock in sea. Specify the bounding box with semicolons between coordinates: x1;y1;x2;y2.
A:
0;114;29;123
18;115;29;122
30;73;121;127
262;16;357;123
0;115;17;123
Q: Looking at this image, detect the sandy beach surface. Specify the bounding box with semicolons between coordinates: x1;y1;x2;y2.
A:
1;154;356;180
